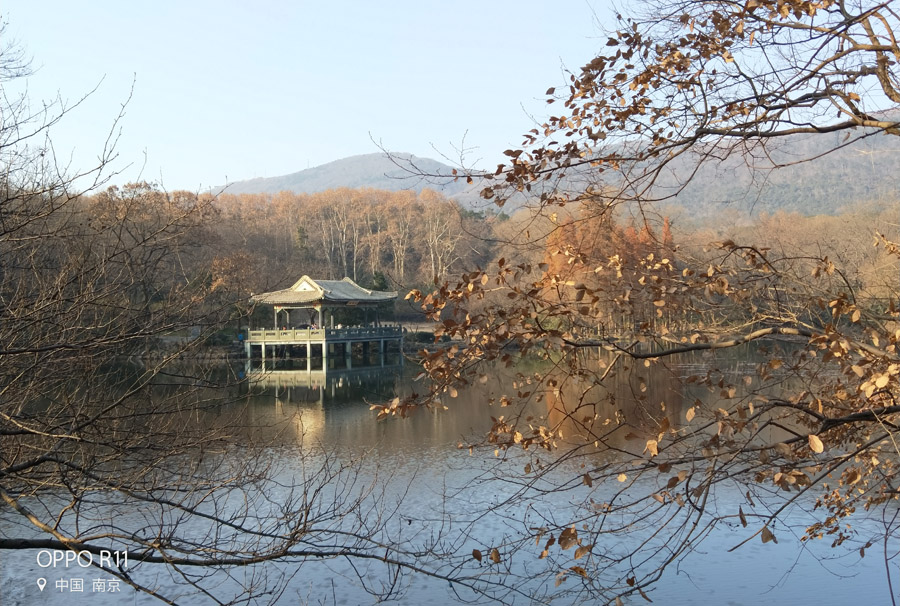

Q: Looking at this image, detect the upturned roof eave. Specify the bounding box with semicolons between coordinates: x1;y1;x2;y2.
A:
250;276;398;306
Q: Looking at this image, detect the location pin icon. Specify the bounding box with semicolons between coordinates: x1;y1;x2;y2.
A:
36;578;46;592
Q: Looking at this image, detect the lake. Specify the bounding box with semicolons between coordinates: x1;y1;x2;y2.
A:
0;350;893;605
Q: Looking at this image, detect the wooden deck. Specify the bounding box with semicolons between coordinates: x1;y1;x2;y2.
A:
244;326;402;359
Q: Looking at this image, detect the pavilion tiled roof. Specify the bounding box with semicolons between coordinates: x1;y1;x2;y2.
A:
250;276;397;306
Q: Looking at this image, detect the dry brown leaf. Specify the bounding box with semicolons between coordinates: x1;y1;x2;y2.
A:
559;527;578;550
573;544;593;560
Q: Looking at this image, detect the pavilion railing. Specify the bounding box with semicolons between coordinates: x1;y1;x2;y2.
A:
247;326;402;343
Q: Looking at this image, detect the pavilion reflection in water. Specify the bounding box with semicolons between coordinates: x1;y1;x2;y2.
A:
245;352;404;407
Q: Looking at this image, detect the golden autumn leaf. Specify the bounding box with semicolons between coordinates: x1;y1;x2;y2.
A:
808;434;824;453
490;548;501;563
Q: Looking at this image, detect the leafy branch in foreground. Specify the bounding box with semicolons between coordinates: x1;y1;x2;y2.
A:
382;0;900;602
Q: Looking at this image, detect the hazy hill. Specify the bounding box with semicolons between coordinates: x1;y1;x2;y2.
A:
661;130;900;219
218;132;898;218
531;128;900;221
218;152;479;200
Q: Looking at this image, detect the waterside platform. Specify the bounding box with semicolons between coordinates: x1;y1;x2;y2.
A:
244;326;403;364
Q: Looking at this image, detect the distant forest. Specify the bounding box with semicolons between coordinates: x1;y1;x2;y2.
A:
75;181;900;332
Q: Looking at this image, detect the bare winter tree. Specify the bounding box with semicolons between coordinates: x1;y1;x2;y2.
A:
0;28;478;605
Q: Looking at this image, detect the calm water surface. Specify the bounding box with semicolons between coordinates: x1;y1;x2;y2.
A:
1;352;893;605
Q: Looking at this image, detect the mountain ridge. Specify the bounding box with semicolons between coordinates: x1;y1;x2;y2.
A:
216;133;899;217
217;152;474;198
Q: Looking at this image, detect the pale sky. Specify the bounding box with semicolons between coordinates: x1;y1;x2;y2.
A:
2;1;609;191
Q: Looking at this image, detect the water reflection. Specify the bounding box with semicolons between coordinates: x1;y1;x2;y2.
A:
543;352;689;453
541;344;810;459
234;349;888;605
1;349;890;606
245;352;404;403
240;352;518;455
